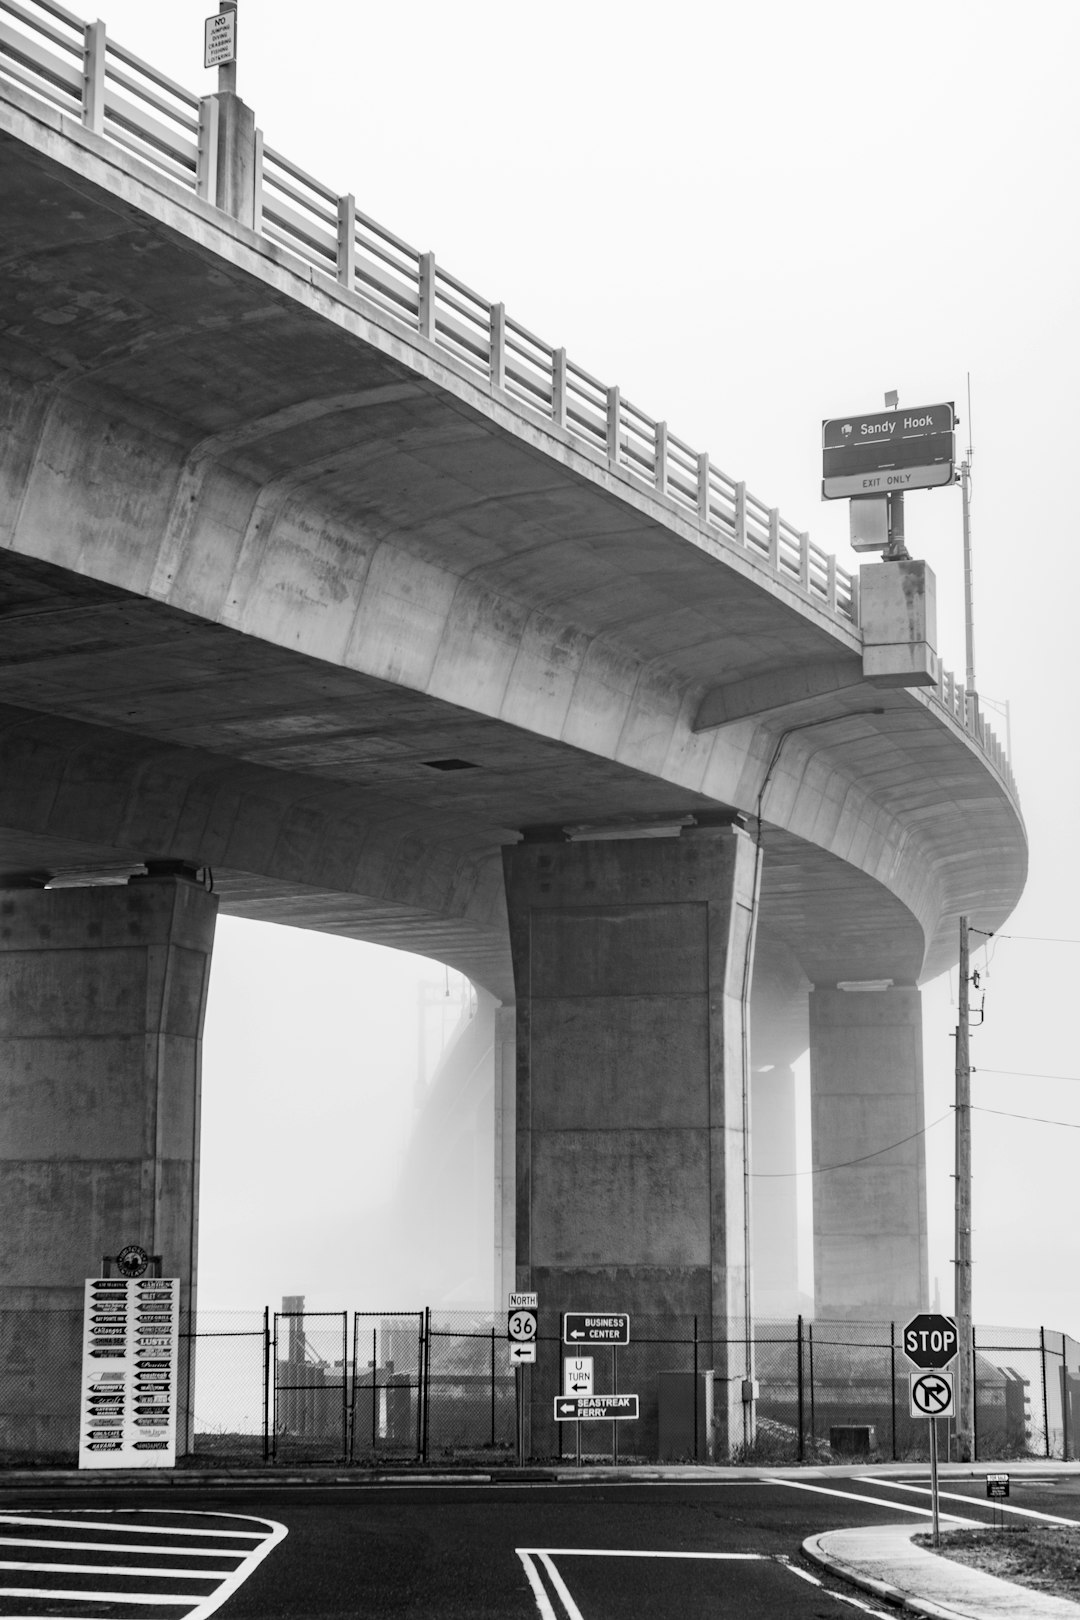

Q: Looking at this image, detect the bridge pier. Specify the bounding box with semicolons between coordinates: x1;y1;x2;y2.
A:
809;984;929;1322
0;870;216;1456
503;823;758;1459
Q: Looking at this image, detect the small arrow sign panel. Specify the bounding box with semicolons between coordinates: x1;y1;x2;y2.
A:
553;1394;638;1422
509;1342;536;1365
563;1356;593;1396
909;1370;955;1419
563;1312;629;1345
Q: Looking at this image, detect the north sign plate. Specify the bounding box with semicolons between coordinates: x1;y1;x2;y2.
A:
563;1312;629;1345
554;1394;638;1422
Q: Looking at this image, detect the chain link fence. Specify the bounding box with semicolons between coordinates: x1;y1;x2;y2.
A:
0;1306;1073;1465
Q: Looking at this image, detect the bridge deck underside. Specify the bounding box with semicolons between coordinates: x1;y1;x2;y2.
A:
0;95;1026;1002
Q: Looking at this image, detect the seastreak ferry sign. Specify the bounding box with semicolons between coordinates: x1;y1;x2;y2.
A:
822;402;955;498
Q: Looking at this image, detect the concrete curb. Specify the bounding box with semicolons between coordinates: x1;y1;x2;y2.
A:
802;1529;965;1619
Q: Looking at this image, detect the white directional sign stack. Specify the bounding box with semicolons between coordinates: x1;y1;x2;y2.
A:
507;1292;537;1366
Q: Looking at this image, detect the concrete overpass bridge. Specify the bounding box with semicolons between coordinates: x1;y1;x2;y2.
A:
0;3;1025;1451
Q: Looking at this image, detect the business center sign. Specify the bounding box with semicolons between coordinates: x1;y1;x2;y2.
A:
822;403;955;499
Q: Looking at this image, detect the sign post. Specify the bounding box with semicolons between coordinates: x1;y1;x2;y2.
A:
508;1293;537;1465
904;1313;959;1544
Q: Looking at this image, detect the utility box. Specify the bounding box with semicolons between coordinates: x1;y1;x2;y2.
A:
830;1424;876;1456
658;1371;708;1461
860;559;937;687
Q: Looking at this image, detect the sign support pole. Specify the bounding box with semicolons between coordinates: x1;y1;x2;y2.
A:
955;915;974;1462
930;1415;940;1546
217;2;237;94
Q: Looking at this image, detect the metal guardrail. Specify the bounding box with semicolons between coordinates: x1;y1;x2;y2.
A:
0;0;1016;799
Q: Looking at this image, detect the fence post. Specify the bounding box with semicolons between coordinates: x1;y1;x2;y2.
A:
607;386;621;466
418;253;436;341
808;1323;815;1443
196;97;220;203
262;1306;270;1463
1064;1349;1070;1463
490;1325;496;1448
552;348;567;429
890;1322;897;1460
734;481;747;546
336;193;356;289
489;303;506;390
655;420;668;496
796;1315;804;1463
82;20;106;135
693;1316;699;1461
341;1311;348;1466
971;1323;978;1461
1041;1326;1051;1458
270;1311;278;1463
697;453;710;523
422;1306;432;1462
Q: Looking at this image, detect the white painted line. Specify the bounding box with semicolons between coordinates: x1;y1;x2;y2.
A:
0;1555;230;1577
517;1550;560;1620
761;1477;979;1524
0;1590;193;1606
538;1554;586;1620
0;1511;288;1620
775;1554;892;1615
517;1547;767;1559
860;1476;1080;1526
0;1537;242;1558
0;1515;264;1539
0;1560;230;1578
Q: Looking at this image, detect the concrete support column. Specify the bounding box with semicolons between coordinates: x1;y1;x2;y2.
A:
0;871;217;1455
751;1064;800;1318
809;985;928;1322
493;1001;516;1310
503;823;758;1457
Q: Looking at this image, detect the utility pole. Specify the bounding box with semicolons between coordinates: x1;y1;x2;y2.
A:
954;914;974;1461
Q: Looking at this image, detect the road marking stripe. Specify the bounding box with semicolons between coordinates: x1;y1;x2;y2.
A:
761;1477;979;1524
517;1551;560;1620
860;1477;1080;1526
0;1516;263;1539
0;1538;242;1558
0;1590;194;1606
0;1512;287;1620
775;1554;891;1615
537;1554;585;1620
0;1561;230;1578
517;1547;767;1559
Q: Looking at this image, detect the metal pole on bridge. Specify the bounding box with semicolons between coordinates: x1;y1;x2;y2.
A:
218;3;238;95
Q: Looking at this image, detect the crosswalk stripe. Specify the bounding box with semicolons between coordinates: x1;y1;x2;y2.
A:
0;1517;263;1539
0;1590;197;1606
0;1561;231;1578
0;1538;243;1558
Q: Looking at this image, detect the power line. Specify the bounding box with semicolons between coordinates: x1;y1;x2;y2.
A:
752;1112;951;1178
980;932;1080;946
975;1067;1080;1085
971;1103;1080;1132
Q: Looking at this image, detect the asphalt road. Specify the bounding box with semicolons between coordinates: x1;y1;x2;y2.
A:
0;1473;1077;1618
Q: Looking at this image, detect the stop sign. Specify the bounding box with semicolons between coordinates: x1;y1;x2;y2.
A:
903;1313;959;1368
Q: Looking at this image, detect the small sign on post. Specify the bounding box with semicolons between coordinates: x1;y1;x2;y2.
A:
904;1313;959;1546
204;9;236;69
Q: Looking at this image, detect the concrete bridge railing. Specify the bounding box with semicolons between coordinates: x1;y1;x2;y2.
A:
0;0;1015;801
